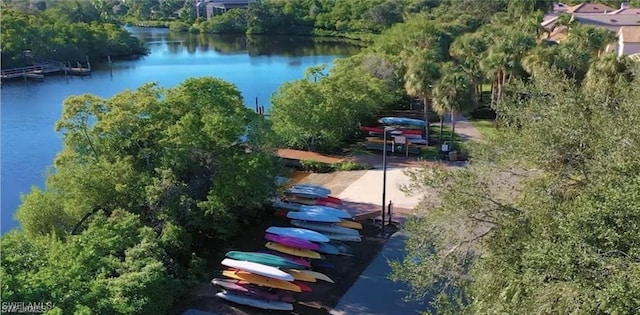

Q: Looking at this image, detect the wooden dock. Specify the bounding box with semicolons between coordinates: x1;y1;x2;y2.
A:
0;58;91;82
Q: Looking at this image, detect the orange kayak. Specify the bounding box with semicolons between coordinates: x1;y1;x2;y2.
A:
222;270;301;293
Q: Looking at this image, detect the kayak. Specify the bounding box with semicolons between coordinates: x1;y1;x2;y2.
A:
259;250;312;268
266;226;330;243
216;290;294;311
294;269;334;283
316;242;340;255
265;242;323;259
292;184;331;195
284;269;317;282
222;270;301;292
221;258;294;281
300;205;352;219
290;220;361;236
264;233;320;250
211;278;295;303
225;251;304;269
287;210;341;223
338;219;363;230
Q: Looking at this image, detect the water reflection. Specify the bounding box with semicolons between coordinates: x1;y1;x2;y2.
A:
152;31;361;57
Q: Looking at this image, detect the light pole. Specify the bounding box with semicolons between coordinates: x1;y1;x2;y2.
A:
381;127;393;237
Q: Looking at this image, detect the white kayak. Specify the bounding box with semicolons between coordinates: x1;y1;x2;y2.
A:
266;226;330;243
290;220;360;236
216;291;294;311
287;211;341;223
292;184;331;195
300;205;352;219
220;259;294;281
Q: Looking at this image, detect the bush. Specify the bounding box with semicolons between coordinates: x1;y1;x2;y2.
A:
169;21;190;32
334;161;371;171
299;160;334;173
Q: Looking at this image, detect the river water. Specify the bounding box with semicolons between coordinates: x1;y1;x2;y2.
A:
0;27;360;233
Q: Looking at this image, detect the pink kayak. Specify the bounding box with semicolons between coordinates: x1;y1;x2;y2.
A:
264;233;320;251
211;278;295;302
260;250;312;268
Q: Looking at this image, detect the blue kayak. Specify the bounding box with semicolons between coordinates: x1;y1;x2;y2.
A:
379;117;427;127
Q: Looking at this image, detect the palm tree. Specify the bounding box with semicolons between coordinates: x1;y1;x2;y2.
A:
432;63;475;149
450;32;489;103
403;49;441;138
584;54;635;106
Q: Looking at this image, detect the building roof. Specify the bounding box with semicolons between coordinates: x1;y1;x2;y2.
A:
566;2;615;13
619;26;640;42
608;8;640;14
574;14;640;27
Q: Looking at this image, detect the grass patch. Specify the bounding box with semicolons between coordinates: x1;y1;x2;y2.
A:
425;124;467;160
468;119;498;139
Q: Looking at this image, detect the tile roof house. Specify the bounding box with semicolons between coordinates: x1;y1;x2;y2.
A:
543;2;640;33
196;0;256;20
616;26;640;56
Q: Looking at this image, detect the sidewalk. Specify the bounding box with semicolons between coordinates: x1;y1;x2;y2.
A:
329;231;426;315
443;114;484;143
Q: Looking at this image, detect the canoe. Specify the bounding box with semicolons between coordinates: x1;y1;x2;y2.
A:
225;251;304;269
222;270;301;292
265;242;323;259
321;196;342;205
259;250;312;268
266;226;330;243
316;199;341;208
284;197;317;205
264;233;320;250
300;205;352;219
292;184;331;195
338;219;363;230
316;242;340;255
287;211;341;223
216;291;294;311
294;270;335;283
221;258;294;281
290;220;361;236
211;278;295;302
293;281;312;292
284;269;317;282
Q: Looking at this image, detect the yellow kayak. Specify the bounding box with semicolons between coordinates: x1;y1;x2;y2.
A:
284;269;317;282
295;269;335;283
222;270;301;292
265;242;323;259
338;220;363;230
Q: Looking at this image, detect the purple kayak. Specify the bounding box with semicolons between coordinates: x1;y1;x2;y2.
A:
259;250;312;268
264;233;320;250
211;278;295;303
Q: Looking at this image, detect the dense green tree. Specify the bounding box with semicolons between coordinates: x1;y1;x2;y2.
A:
391;66;640;313
271;60;397;152
431;62;475;146
403;49;441;128
2;210;181;314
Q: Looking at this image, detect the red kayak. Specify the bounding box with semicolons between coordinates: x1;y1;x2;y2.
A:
360;126;423;135
293;281;312;292
211;278;295;303
285;195;342;205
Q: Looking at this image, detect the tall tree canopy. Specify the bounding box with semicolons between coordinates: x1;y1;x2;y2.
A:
6;77;278;313
391;63;640;313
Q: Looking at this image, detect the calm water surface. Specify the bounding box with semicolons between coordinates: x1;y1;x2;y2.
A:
0;27;360;233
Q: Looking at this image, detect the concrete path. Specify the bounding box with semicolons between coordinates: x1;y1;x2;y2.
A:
337;168;421;210
329;231;427;315
442;114;484;142
332;167;426;314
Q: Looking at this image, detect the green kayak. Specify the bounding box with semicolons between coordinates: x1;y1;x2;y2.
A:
225;251;305;269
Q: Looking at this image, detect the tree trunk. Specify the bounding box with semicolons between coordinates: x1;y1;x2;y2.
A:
439;116;444;143
422;95;430;142
450;110;457;150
